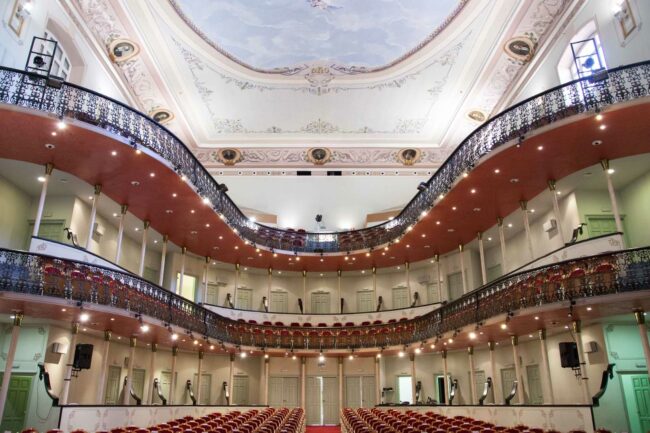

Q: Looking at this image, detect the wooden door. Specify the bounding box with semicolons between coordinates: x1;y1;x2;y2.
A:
623;374;650;433
361;376;376;407
526;365;544;404
236;288;253;310
271;291;289;313
357;291;374;312
345;376;361;408
311;292;330;314
447;272;464;300
0;374;32;433
232;375;249;404
193;373;212;404
392;287;409;309
501;367;517;401
206;283;219;305
306;376;322;425
322;376;339;425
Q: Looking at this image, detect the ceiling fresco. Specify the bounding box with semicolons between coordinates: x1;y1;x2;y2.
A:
169;0;465;72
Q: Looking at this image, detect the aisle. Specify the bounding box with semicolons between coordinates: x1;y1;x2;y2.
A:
306;426;341;433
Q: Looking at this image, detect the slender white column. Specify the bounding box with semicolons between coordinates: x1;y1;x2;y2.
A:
410;354;417;403
33;163;54;237
234;263;240;306
338;357;344;414
96;330;112;404
573;321;591;404
468;347;477;404
300;357;306;408
177;247;187;295
263;358;270;405
406;261;412;305
511;336;523;405
202;257;210;304
497;217;508;273
123;337;136;405
478;233;487;286
488;341;501;404
635;311;650;374
158;234;168;286
520;201;535;261
0;313;23;421
375;355;381;405
146;343;157;404
538;329;555;404
115;204;128;264
548;180;566;245
372;267;378;308
85;184;102;249
459;245;468;294
442;350;449;405
267;267;272;311
338;270;342;313
302;270;307;313
228;354;235;406
196;351;204;404
601;159;624;245
60;322;79;405
138;220;150;277
169;346;178;404
435;254;444;302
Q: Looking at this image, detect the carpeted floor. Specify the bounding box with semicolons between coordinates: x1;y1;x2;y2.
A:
306;426;341;433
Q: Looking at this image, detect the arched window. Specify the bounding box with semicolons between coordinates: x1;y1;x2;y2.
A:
557;20;607;84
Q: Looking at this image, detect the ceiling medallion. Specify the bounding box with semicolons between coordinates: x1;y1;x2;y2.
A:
503;35;537;64
397;148;421;166
217;148;243;166
466;110;487;123
306;147;332;165
149;108;175;125
108;38;141;63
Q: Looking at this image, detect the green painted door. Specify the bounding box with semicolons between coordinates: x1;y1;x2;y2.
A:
586;215;628;244
624;374;650;433
0;374;32;433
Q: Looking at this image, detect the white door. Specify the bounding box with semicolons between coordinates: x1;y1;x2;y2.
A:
322;376;339;425
236;288;253;310
271;291;289;313
306;376;339;425
526;365;543;404
193;373;212;405
392;287;409;309
130;368;146;404
269;376;299;407
427;282;440;303
306;376;322;425
471;370;486;403
362;376;376;407
345;376;361;408
397;375;413;404
501;368;517;401
104;365;121;404
311;292;331;314
206;283;219;305
447;272;464;300
357;291;374;312
232;375;249;404
160;371;175;403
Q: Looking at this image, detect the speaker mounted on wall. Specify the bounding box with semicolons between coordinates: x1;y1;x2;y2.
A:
559;342;580;368
73;343;94;370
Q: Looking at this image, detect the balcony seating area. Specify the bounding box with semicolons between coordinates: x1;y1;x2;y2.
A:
39;408;304;433
341;409;606;433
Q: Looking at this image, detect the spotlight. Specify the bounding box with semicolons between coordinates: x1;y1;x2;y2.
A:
79;313;89;322
318;353;325;362
140;324;150;333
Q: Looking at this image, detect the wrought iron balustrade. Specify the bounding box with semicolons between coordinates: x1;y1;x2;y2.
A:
1;62;649;254
0;247;649;349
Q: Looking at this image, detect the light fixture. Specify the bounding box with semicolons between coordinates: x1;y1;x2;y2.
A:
470;188;476;194
447;338;453;344
79;313;89;322
140;324;149;333
429;344;435;349
469;332;477;340
111;151;117;156
586;307;592;311
507;223;513;228
240;351;247;358
264;353;269;359
414;347;421;355
37;176;46;182
595;113;603;121
500;323;507;330
318;353;325;362
599;124;607;130
534;316;539;320
607;168;615;174
537;145;544;150
494;168;500;174
149;172;155;177
292;354;297;360
51;131;57;136
398;350;405;358
56;120;67;130
376;353;382;359
348;353;354;360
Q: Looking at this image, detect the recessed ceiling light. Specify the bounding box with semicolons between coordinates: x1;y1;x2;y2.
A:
421;234;426;238
134;227;140;232
507;223;513;228
37;176;46;182
406;244;410;248
537;145;544;150
595;113;603;121
530;209;536;213
45;143;55;150
56;121;67;130
494;168;500;174
436;221;441;225
130;181;140;186
599;124;607;130
51;131;57;136
500;323;507;330
219;236;223;240
61;308;66;312
470;188;476;194
190;209;195;213
165;209;173;214
487;237;492;241
607;168;615;174
510;178;519;183
452;206;457;211
473;207;481;212
111;151;117;156
206;223;211;228
534;316;539;320
234;246;239;250
469;332;477;339
586;307;592;311
447;228;455;232
172;193;177;197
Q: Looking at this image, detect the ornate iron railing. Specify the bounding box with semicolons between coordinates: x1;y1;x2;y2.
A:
1;247;649;349
1;62;649;254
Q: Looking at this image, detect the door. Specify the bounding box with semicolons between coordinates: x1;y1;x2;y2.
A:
427;282;440;304
143;267;158;284
232;375;249;404
269;376;299;407
434;375;450;404
104;365;122;404
357;291;374;312
130;368;146;404
345;376;361;408
322;376;338;424
622;374;650;433
206;283;219;305
487;264;502;283
236;288;253;310
176;273;197;302
586;215;623;237
306;376;339;425
447;272;464;300
472;370;486;403
362;376;376;407
270;291;289;313
397;375;413;404
311;292;331;314
392;287;409;309
27;219;65;244
501;367;517;401
0;374;32;433
160;371;174;403
193;373;212;405
526;365;544;404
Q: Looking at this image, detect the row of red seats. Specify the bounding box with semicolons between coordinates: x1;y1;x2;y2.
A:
236;318;412;328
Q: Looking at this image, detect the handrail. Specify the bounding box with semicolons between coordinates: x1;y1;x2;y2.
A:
0;246;649;349
1;61;649;255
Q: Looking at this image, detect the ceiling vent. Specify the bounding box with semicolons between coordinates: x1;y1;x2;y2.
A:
297;171;312;176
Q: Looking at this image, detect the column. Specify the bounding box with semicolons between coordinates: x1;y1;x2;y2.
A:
548;180;566;245
478;233;487;286
138;220;150;276
442;350;449;405
0;313;23;421
33;163;54;237
459;245;468;294
497;217;508;273
96;330;112;404
406;261;412;304
196;350;204;404
372;266;378;308
147;343;157;404
410;354;417;403
538;329;555;404
302;270;307;313
234;263;240;306
338;357;344;414
177;247;187;294
520;200;534;261
511;336;523;405
60;322;79;405
263;357;270;405
468;347;476;404
158;234;168;286
115;204;128;264
374;355;381;405
201;256;210;304
85;184;102;249
169;346;178;404
601;159;624;246
267;267;272;311
338;269;342;313
573;320;591;404
488;341;501;404
300;357;306;408
229;353;235;406
123;337;136;405
635;311;650;374
434;254;444;302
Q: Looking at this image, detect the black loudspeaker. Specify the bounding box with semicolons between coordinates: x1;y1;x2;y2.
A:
73;343;94;370
559;342;580;368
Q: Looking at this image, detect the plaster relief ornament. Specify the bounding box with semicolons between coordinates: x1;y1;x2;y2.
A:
466;110;487;123
108;38;140;63
217;148;243;166
397;148;422;166
149;108;175;125
306;147;332;165
503;34;538;64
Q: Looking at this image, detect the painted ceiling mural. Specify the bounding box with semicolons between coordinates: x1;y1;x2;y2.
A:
169;0;466;73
